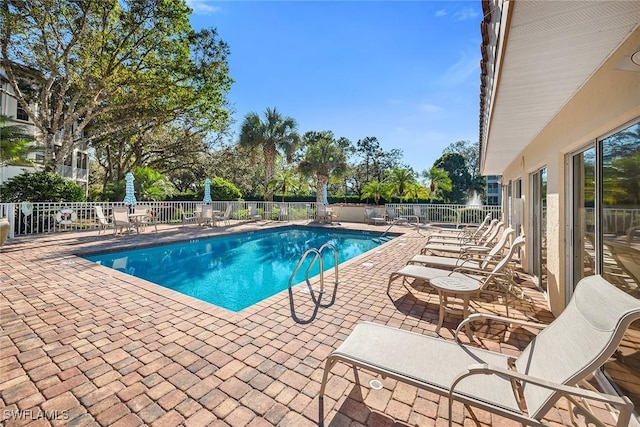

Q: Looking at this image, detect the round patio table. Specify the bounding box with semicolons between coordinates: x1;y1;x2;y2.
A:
430;275;481;339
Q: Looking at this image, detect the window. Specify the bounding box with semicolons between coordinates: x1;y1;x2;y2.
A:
570;120;640;411
16;104;29;121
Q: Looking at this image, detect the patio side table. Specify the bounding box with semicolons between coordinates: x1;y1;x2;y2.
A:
430;275;481;339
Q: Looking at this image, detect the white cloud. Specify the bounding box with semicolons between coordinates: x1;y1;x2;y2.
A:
419;103;442;113
453;8;479;21
185;0;221;15
438;50;480;87
435;9;447;17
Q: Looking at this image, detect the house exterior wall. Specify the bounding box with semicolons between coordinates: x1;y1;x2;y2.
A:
499;27;640;316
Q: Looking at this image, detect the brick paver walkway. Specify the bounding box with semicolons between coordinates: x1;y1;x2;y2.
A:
0;221;619;426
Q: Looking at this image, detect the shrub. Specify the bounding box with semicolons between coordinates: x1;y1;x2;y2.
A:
209;177;242;200
0;171;85;202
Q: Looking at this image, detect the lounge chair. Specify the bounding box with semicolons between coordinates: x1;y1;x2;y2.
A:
422;220;504;256
180;204;197;226
112;206;132;235
388;236;525;317
320;274;639;427
408;227;516;271
95;206;111;234
425;217;499;245
364;207;385;225
278;204;289;221
248;204;262;221
385;206;409;225
425;213;493;244
215;204;233;226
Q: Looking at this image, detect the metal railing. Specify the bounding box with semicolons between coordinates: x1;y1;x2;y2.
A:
0;200;506;239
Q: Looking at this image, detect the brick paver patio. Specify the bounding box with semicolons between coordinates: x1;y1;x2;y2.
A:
0;220;620;426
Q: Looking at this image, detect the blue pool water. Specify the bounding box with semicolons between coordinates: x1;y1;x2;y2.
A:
85;227;390;311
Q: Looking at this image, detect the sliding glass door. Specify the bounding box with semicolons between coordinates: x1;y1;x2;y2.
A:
569;120;640;410
531;168;548;292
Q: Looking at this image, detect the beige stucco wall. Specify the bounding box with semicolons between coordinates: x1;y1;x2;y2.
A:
499;27;640;316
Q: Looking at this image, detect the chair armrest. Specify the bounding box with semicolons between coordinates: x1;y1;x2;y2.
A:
449;364;634;427
455;313;547;342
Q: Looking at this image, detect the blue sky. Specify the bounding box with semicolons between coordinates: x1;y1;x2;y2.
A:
187;1;482;173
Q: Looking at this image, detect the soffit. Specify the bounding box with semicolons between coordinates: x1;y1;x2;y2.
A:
481;0;640;175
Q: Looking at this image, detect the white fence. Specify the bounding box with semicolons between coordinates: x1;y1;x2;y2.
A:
0;201;503;239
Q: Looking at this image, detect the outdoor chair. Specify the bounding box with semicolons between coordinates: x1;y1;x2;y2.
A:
320;274;639;427
200;205;214;226
408;227;516;271
388;236;525;319
215;204;233;226
317;205;333;223
111;206;132;235
364;207;385;225
426;213;493;240
180;204;197;227
94;206;111;234
385;206;409;225
421;220;504;256
134;205;157;232
425;217;498;245
278;204;289;221
248;204;262;221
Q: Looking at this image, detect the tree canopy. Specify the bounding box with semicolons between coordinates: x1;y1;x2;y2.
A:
1;0;232;171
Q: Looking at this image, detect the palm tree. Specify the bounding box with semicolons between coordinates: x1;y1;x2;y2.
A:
268;167;297;202
298;131;348;205
404;182;430;202
360;180;391;205
387;167;417;202
0;115;38;166
422;166;452;202
238;107;299;201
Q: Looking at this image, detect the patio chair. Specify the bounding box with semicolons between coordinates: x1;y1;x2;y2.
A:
248;204;262;221
388;236;525;317
319;275;639;427
134;205;157;232
408;227;516;271
425;217;498;245
94;206;111;234
278;204;289;221
422;220;504;256
200;205;214;226
112;206;132;235
385;206;409;225
317;205;333;223
426;213;493;240
364;207;385;225
180;204;197;227
215;204;233;226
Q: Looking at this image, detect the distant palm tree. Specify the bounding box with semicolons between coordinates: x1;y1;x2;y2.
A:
298;131;348;205
403;182;430;202
387;167;417;201
422;166;452;202
239;107;299;201
268;167;297;202
361;180;391;205
0;115;38;166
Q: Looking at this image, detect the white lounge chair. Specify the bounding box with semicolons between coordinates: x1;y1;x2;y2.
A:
214;204;233;226
425;217;499;245
422;220;504;256
320;274;639;427
248;204;262;221
95;206;111;234
364;207;385;225
408;227;516;271
388;236;525;317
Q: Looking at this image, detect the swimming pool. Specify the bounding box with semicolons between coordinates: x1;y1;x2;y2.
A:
85;226;391;311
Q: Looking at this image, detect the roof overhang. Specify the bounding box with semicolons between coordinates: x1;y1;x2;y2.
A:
479;0;640;176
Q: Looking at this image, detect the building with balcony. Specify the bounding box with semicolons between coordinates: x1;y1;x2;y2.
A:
484;174;501;206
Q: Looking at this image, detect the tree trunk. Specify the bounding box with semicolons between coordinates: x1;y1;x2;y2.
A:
263;143;277;201
316;175;328;205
